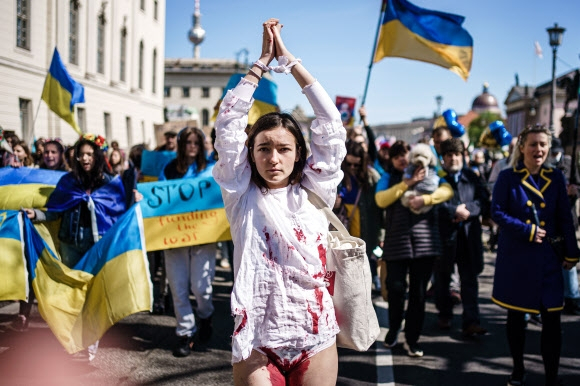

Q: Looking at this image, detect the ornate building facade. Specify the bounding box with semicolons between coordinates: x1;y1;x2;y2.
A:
0;0;166;148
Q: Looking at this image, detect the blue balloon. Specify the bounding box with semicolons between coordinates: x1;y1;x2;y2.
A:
442;109;465;138
489;121;512;147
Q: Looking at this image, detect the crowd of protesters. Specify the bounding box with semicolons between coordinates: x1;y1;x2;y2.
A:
2;22;580;385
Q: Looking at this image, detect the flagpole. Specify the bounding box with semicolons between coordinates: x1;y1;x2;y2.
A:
361;0;387;107
28;97;43;145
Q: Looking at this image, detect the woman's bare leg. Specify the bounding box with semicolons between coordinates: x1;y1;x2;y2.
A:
287;343;338;386
233;350;284;386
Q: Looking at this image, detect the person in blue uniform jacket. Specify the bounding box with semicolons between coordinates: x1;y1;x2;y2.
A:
491;125;579;386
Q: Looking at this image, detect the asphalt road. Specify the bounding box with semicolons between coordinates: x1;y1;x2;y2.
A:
1;249;579;385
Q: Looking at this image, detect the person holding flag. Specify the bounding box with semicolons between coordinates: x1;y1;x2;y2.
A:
22;134;141;360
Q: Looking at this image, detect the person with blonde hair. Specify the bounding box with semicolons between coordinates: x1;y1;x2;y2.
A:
491;124;579;386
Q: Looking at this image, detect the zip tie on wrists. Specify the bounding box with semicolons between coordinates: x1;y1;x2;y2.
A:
248;68;262;80
271;56;302;74
252;60;270;72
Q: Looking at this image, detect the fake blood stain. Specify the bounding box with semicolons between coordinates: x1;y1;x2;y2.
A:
233;310;247;336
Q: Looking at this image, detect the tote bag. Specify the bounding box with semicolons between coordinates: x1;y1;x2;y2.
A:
304;188;380;351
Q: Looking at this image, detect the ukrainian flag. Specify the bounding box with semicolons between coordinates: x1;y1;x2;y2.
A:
212;73;278;125
0;210;28;302
0;168;66;210
23;204;151;353
374;0;473;80
42;47;86;134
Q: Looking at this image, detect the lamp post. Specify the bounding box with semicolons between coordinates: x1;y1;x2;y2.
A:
547;23;565;135
435;95;443;116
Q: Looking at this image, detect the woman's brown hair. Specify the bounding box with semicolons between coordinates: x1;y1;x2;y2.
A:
176;127;207;174
246;112;307;192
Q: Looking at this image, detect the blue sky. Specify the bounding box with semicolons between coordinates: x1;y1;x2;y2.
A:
165;0;580;126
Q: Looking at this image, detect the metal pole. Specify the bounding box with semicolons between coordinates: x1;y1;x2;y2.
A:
570;72;580;185
361;0;387;106
549;46;557;134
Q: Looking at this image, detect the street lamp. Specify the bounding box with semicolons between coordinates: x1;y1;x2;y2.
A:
435;95;443;116
547;23;565;134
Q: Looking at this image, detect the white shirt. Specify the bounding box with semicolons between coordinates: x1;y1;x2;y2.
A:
213;78;346;363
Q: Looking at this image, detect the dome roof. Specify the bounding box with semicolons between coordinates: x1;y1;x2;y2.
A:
471;83;501;114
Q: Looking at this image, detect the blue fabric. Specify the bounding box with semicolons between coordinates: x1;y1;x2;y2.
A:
491;162;579;312
383;0;473;46
46;173;126;235
47;48;85;109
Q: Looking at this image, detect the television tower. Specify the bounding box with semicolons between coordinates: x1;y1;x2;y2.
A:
188;0;205;58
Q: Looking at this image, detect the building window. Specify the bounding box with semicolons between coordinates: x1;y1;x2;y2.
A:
140;0;145;11
164;86;171;97
77;107;86;133
16;0;30;50
126;116;133;147
97;10;106;74
154;0;158;20
104;112;112;141
19;98;32;141
69;0;79;64
152;49;157;94
201;87;210;98
138;41;144;89
182;87;190;98
202;109;209;127
120;27;127;82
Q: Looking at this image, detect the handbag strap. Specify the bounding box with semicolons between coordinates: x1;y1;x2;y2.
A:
302;186;351;238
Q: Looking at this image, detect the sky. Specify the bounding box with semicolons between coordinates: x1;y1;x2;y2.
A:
165;0;580;126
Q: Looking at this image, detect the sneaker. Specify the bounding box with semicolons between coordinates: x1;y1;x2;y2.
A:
9;315;29;332
383;329;399;348
220;258;231;269
173;335;193;357
529;314;542;326
462;323;488;337
405;342;424;357
197;317;213;343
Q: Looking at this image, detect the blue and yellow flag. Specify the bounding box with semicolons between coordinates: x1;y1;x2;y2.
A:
373;0;473;80
42;47;86;134
0;168;66;210
0;210;28;302
140;149;177;181
23;204;151;353
137;172;231;251
212;73;278;125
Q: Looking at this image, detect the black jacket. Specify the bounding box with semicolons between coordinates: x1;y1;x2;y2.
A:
438;167;489;274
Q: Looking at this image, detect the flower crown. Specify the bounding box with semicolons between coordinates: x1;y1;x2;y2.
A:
80;133;108;152
45;137;64;146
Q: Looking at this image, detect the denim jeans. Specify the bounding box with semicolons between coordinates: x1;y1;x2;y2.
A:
563;265;580;299
165;243;216;337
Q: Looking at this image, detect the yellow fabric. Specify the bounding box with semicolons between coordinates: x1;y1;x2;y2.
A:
248;99;278;125
422;183;453;205
0;237;27;301
30;219;151;353
42;74;82;134
374;19;472;80
375;181;409;208
143;207;231;251
73;250;152;350
0;184;55;210
344;204;361;238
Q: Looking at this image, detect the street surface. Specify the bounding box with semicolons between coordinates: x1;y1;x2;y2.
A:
1;248;579;385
